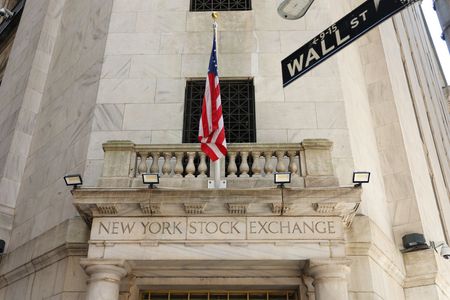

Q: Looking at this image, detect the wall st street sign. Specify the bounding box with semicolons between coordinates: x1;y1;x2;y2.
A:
281;0;420;87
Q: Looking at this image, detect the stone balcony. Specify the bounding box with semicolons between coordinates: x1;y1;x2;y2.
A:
98;139;339;189
71;139;361;228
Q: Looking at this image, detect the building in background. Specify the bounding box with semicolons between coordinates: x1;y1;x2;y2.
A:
0;0;449;299
0;0;24;82
434;0;450;53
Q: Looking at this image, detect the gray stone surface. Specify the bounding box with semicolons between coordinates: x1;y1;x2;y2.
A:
0;0;449;299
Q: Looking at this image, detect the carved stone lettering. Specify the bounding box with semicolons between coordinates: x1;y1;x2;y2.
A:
91;217;343;241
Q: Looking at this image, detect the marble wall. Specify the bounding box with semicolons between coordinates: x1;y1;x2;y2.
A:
0;0;52;248
378;6;450;245
0;0;114;254
83;0;355;187
0;0;448;299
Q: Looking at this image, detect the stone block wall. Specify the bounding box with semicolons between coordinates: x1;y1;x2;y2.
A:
0;0;114;255
0;0;52;249
378;5;450;244
83;0;355;187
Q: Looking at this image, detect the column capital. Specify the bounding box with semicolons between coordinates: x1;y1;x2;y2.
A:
80;259;129;283
307;259;351;300
307;258;351;280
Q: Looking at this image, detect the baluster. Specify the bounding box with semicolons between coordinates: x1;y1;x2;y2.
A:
251;151;261;177
276;151;287;172
162;152;172;177
264;151;274;175
198;153;207;178
240;151;249;177
130;151;137;177
288;151;299;176
150;152;160;174
138;152;149;174
185;152;196;178
227;152;237;177
174;152;184;177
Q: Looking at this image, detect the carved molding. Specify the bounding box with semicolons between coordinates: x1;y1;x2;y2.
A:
301;275;315;300
271;203;290;214
140;203;161;215
184;203;207;214
227;203;249;214
313;202;337;213
339;203;359;228
96;204;118;215
73;187;361;218
313;202;360;228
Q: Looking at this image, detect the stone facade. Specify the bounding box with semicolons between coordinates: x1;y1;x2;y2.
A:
0;0;449;299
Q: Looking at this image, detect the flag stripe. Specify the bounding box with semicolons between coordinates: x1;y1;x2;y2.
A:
198;26;227;162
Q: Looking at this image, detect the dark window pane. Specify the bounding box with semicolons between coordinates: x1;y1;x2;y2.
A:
229;293;247;300
152;293;169;300
210;294;228;300
268;294;287;300
171;294;189;300
183;79;256;144
190;0;251;11
250;293;267;300
190;294;208;300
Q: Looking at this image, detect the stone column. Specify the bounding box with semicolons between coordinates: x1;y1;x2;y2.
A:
81;260;128;300
308;259;351;300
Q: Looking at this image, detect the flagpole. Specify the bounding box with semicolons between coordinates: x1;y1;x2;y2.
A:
212;12;221;189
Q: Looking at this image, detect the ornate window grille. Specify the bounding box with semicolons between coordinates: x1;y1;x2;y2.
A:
183;79;256;144
190;0;252;11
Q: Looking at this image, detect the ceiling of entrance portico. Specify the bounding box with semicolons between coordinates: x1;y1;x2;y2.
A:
128;260;306;278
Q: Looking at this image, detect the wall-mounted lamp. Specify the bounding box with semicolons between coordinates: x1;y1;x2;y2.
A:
142;173;159;189
274;172;291;188
401;233;428;252
352;171;370;187
430;241;450;259
64;174;83;189
277;0;316;20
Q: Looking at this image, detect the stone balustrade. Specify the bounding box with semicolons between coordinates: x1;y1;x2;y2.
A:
99;139;338;188
133;143;301;179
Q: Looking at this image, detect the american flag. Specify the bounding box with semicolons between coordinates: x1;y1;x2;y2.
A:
198;25;227;161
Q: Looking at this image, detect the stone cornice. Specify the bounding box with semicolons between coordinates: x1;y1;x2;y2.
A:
0;242;88;289
71;187;361;226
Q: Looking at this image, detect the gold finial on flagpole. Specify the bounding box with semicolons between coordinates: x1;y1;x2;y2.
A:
212;12;219;20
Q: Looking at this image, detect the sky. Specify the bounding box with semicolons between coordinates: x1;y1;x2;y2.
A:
421;0;450;83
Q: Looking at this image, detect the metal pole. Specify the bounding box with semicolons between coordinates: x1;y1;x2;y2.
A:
214;160;221;188
212;12;221;189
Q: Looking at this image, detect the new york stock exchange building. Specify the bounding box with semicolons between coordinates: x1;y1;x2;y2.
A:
0;0;450;299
